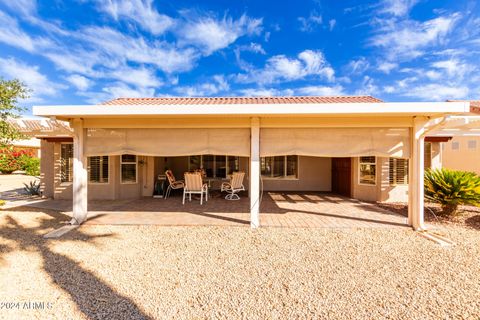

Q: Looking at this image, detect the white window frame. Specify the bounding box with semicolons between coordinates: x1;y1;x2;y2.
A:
358;156;376;186
60;142;73;185
120;155;138;184
261;155;299;180
88;156;110;184
188;155;240;179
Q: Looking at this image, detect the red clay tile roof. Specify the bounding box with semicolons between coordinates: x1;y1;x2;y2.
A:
101;96;383;105
8;118;72;135
447;100;480;113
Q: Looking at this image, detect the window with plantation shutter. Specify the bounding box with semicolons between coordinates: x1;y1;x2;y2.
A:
60;143;73;183
88;156;109;183
389;158;409;185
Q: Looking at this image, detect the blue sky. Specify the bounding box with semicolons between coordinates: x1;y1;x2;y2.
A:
0;0;479;114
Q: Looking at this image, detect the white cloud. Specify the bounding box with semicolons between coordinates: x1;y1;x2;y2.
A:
236;50;334;84
77;26;199;73
0;0;37;18
0;57;64;101
102;82;155;98
329;19;336;31
0;11;41;52
403;83;469;101
239;88;294;97
174;75;229;96
178;13;262;55
347;57;370;74
370;14;460;61
107;66;162;88
431;59;471;79
66;74;92;91
298;11;322;32
379;0;419;17
377;61;398;73
354;76;379;96
296;85;344;96
96;0;174;35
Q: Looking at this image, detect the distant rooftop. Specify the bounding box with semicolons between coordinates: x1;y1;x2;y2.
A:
101;96;383;105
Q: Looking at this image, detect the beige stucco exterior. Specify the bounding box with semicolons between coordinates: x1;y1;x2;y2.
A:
441;136;480;174
41;140;408;202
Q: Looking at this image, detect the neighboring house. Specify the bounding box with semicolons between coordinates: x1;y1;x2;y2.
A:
438;101;480;174
11;137;41;158
30;96;477;229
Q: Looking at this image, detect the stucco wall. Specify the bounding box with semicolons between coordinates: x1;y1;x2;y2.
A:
442;137;480;174
262;156;331;191
352;156;409;203
39;140;54;198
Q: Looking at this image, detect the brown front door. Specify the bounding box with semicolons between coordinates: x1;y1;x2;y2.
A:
332;157;352;197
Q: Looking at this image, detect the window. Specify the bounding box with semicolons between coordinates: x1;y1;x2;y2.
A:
424;142;432;169
88;156;109;183
389;158;409;185
121;154;137;183
452;141;459;150
60;143;73;183
261;156;298;179
468;140;477;149
358;156;376;185
188;155;239;178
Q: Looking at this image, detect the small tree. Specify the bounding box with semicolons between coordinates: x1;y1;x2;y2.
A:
424;168;480;215
0;78;29;146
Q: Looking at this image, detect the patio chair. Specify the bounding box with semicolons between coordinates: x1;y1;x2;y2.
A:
165;170;184;199
221;171;245;200
183;172;208;205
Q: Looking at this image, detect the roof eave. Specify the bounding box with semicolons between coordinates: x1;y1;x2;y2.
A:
33;101;471;120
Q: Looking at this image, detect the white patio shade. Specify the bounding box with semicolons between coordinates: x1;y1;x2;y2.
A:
85;128;251;157
260;128;411;158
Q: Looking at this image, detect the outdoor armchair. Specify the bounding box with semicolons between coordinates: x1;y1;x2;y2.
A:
165;170;184;199
221;171;245;200
183;172;209;205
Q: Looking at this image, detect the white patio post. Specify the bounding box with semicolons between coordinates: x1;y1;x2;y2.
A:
71;118;88;225
250;117;260;228
408;117;428;230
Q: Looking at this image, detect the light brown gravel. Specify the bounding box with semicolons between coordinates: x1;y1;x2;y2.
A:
1;207;479;320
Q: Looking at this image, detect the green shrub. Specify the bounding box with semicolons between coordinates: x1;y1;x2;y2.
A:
0;147;35;174
424;168;480;215
19;155;40;176
0;200;5;206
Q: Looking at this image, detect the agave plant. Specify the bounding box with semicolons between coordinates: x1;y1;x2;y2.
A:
23;180;41;196
424;168;480;215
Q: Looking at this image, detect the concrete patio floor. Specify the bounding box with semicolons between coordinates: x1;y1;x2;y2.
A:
18;192;409;228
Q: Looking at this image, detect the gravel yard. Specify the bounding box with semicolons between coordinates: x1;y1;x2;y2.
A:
1;207;479;320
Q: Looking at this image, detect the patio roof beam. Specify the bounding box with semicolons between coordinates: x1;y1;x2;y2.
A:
250;117;260;228
71;119;88;225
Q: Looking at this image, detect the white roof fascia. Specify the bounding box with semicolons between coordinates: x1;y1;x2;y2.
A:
33;101;470;118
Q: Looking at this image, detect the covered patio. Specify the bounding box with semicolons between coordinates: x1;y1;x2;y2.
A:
26;192;408;228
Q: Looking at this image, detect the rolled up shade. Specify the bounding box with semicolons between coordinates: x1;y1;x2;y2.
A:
85;128;250;157
260;128;410;158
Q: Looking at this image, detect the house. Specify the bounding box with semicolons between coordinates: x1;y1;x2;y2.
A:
436;101;480;174
30;96;476;230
